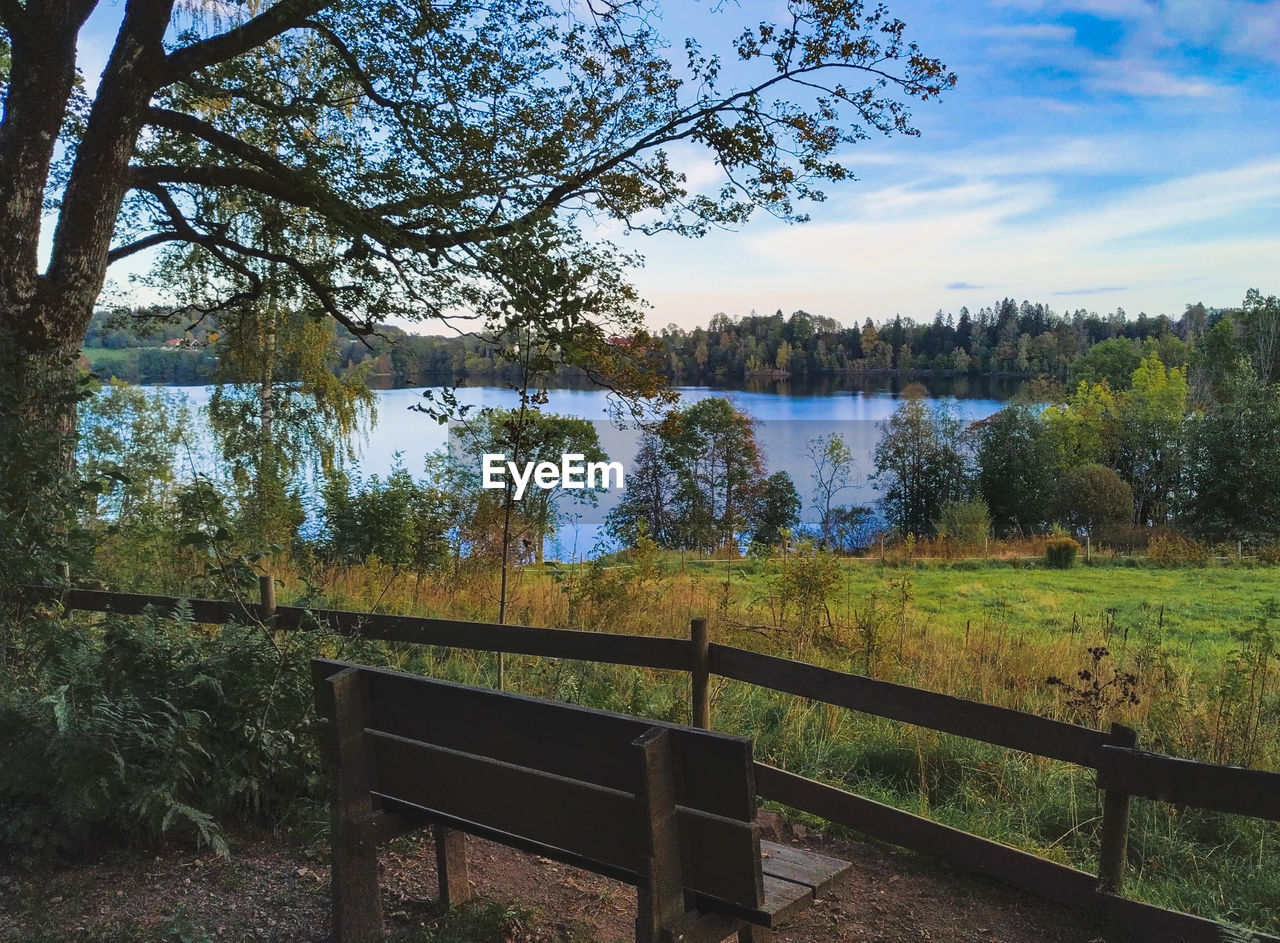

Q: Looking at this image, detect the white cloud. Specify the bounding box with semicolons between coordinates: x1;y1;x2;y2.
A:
1088;62;1223;99
851;135;1132;177
975;23;1077;42
1224;1;1280;65
631;148;1280;326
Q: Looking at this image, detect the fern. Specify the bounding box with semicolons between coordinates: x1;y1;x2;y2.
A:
0;605;324;859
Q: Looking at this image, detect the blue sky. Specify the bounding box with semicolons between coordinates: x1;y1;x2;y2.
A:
77;1;1280;330
624;0;1280;328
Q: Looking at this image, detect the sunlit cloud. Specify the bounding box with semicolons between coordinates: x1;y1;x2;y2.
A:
631;146;1280;324
1088;63;1224;99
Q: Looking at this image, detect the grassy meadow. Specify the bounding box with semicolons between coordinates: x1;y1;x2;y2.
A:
272;547;1280;933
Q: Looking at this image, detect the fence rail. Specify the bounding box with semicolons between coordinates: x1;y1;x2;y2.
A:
27;583;1280;943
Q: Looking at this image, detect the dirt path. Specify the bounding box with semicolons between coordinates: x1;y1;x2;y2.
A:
0;823;1116;943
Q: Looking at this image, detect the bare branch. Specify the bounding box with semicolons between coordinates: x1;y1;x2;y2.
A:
163;0;329;82
107;231;186;263
300;19;407;111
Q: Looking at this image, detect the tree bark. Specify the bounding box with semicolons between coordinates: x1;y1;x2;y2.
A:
0;1;176;554
0;313;84;587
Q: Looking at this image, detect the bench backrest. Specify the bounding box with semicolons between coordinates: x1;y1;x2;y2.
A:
312;658;764;912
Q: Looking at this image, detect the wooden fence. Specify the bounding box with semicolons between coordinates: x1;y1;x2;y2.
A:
31;582;1280;943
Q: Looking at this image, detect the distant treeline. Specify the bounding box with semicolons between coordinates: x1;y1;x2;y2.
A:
81;292;1273;390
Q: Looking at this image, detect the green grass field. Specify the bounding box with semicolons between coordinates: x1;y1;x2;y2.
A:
723;556;1280;656
82;347;136;365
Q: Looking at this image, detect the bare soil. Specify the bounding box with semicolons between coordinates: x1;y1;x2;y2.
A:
0;820;1121;943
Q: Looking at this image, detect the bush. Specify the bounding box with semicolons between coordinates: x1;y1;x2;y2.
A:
1147;534;1210;567
1055;464;1133;539
1044;537;1079;569
934;498;992;546
0;606;324;860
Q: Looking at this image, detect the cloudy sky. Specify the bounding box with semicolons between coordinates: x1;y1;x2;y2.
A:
626;0;1280;328
77;1;1280;331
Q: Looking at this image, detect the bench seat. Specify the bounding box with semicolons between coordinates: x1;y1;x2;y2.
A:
758;841;852;926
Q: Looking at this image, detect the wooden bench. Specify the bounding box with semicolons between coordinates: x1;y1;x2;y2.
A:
312;658;851;943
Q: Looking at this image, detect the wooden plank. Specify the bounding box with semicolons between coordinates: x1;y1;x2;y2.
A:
710;645;1108;768
52;588;689;669
434;825;470;908
1099;746;1280;821
754;764;1099;910
300;608;691;670
755;764;1280;943
376;796;641;886
62;588;254;625
325;669;384;943
368;729;762;911
1100;894;1280;943
320;659;756;821
690;617;711;729
635;727;687;943
368;729;644;873
759;876;812;926
1097;724;1137;895
759;841;851;895
676;805;761;909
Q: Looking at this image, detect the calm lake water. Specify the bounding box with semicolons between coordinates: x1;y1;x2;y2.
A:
155;381;1012;557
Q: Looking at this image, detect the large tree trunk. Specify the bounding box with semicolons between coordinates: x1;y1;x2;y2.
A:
0;308;87;588
0;1;178;579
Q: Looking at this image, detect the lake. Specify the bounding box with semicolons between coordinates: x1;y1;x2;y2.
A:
157;382;1011;558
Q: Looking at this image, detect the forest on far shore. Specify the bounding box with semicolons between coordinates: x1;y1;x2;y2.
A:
80;289;1278;393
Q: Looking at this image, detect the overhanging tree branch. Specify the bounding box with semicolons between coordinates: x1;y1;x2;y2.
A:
299;19;407;111
107;230;186;263
163;0;329;82
136;180;377;338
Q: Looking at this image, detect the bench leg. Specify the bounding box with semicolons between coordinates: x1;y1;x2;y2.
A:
635;728;687;943
737;924;772;943
434;824;470;908
328;669;385;943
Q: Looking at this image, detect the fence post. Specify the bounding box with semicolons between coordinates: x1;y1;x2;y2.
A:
259;574;276;625
690;617;710;730
1097;722;1137;897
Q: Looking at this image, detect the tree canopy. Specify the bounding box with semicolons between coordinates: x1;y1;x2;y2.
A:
1;0;955;350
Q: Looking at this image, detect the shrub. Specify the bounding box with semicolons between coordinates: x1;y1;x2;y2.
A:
1055;464;1133;539
0;606;324;860
1147;534;1210;567
934;498;992;546
775;541;841;646
1044;537;1079;569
